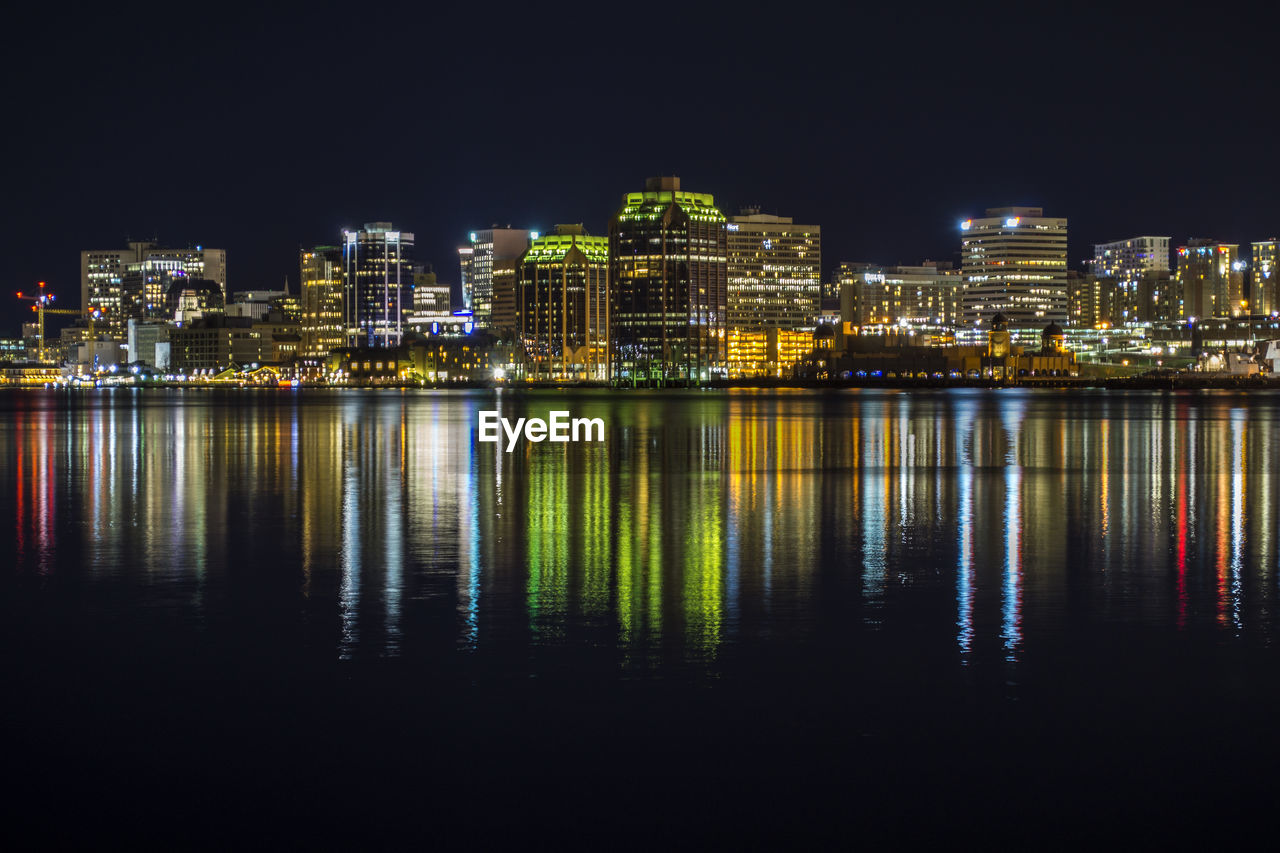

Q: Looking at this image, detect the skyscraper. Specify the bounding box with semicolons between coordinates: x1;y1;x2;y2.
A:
342;222;413;347
514;225;610;381
726;210;820;330
459;227;536;329
1090;236;1170;324
1174;240;1244;319
300;245;344;356
610;176;728;385
960;206;1068;329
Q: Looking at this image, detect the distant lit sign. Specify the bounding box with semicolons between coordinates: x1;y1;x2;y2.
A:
469;232;477;242
960;220;972;230
726;223;739;231
1005;217;1020;227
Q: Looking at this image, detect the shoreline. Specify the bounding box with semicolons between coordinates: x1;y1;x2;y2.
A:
6;376;1280;392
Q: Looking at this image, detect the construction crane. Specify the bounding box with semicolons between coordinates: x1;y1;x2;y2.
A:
15;281;95;363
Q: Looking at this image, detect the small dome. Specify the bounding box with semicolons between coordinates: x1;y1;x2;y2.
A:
1042;322;1064;338
990;312;1009;329
814;325;836;339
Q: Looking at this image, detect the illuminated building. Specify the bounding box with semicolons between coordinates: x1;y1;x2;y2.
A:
82;242;226;331
726;210;821;330
412;268;451;319
1174;240;1244;319
166;278;225;323
844;262;961;329
1067;272;1123;328
726;328;818;378
342;222;413;348
1251;240;1278;315
960;206;1068;329
300;246;344;356
609;176;728;385
1089;236;1170;324
459;227;536;329
514;225;609;381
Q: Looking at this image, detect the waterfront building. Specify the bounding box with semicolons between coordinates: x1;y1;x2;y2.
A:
342;222;413;348
1252;240;1278;315
459;227;536;329
1090;236;1170;324
726;210;821;330
726;328;818;378
960;206;1069;329
514;225;610;381
300;246;344;356
1174;240;1244;319
609;176;728;385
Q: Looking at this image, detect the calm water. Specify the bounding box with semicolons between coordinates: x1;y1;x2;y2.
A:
5;388;1280;844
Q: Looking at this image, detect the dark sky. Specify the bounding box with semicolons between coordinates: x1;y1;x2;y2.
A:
3;3;1277;333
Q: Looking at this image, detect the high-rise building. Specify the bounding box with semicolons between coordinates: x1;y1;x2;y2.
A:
1174;240;1244;320
514;225;610;381
844;262;961;328
726;210;821;330
960;206;1068;328
1251;240;1278;315
342;222;413;347
300;246;344;356
82;242;226;331
609;176;728;385
1090;236;1170;324
459;227;536;328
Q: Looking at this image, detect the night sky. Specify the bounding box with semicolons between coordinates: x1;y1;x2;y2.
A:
3;4;1276;333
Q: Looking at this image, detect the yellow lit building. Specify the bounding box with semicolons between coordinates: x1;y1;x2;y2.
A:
726;328;817;378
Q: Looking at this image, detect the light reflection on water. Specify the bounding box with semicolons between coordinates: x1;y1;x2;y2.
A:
5;388;1280;674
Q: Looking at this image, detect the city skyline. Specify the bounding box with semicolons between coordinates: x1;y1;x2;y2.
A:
5;7;1279;333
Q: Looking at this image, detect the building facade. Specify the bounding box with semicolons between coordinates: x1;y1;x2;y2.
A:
726;211;821;330
459;228;535;329
82;242;226;332
844;262;961;329
514;225;609;381
609;176;728;385
342;222;413;348
1174;240;1244;320
1251;240;1278;315
1090;236;1170;325
960;206;1068;329
300;246;344;357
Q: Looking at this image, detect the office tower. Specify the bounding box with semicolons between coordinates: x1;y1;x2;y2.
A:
609;176;728;385
300;246;344;356
342;222;413;347
82;242;226;331
960;206;1068;328
726;210;821;330
1252;240;1278;315
459;227;536;328
1090;236;1170;324
844;262;962;328
514;225;610;381
1174;240;1244;319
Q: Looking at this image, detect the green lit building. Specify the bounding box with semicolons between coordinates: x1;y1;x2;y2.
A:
609;176;727;385
514;225;609;382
